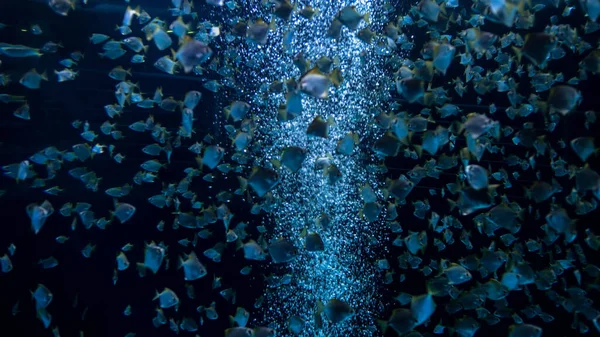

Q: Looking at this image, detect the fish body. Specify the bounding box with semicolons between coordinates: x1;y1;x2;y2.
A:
176;38;212;73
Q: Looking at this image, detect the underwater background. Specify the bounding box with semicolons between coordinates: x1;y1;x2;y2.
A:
1;0;600;337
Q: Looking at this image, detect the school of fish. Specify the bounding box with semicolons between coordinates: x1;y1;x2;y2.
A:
1;0;600;336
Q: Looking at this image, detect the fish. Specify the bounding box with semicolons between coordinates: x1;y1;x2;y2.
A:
268;238;297;263
516;33;557;68
224;101;250;121
154;55;179;74
206;0;224;6
224;327;253;337
465;164;489;190
280;146;307;173
183;91;202;110
0;43;42;57
108;66;131;81
299;68;331;99
396;77;425;103
122;6;140;27
31;284;53;309
570;137;596;162
337;132;359;155
26;200;54;234
154;288;179;309
410;292;436;325
178;252;207;281
123;37;147;53
38;256;59;269
247;19;270;45
176;37;213;73
243;240;267;261
48;0;75;16
508;324;543;337
306;115;333;138
201;145;225;170
273;0;294;20
443;263;472;285
547;85;582;115
112;201;136;224
248;166;279;197
20;69;48;89
337;6;368;30
3;0;600;336
116;252;130;271
378;308;417;335
317;299;354;324
152;27;172;51
0;254;13;273
304;232;324;251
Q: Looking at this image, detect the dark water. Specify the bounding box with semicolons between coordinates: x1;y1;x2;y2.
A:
1;1;600;337
0;1;249;337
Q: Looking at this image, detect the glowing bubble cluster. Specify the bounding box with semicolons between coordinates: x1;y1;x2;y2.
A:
226;0;398;335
